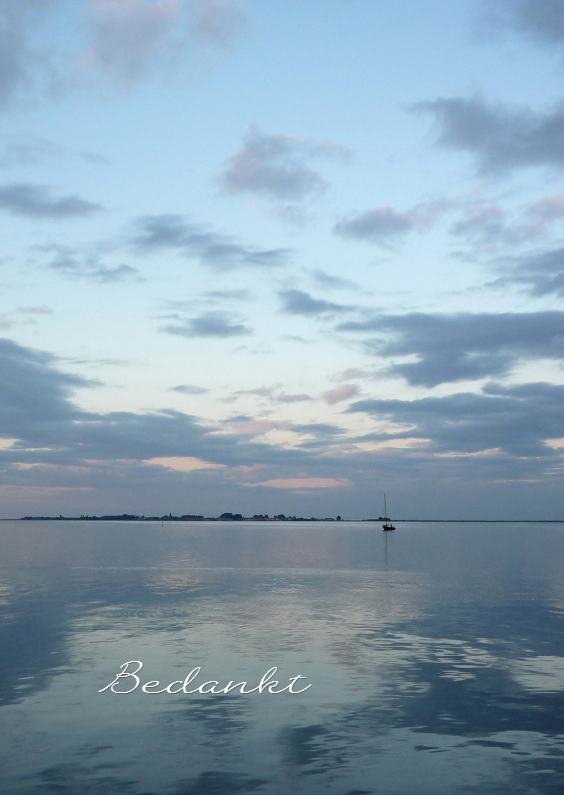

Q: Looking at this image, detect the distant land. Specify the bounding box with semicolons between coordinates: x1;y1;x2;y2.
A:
21;512;345;522
18;513;564;523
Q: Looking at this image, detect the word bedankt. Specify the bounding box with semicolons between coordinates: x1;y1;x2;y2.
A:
99;661;312;695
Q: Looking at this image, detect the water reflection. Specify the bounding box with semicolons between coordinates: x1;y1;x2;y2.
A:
1;520;564;794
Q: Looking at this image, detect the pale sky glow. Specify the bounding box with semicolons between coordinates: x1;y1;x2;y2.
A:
2;0;564;519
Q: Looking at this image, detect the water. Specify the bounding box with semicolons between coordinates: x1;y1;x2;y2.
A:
1;520;564;795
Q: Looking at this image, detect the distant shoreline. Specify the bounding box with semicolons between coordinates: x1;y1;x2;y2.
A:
15;515;564;523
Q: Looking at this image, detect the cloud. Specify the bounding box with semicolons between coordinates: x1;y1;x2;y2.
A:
16;305;52;315
451;203;511;247
279;289;353;317
310;269;359;291
219;126;349;201
0;338;92;440
38;243;142;283
0;1;246;113
247;477;353;490
0;135;108;168
276;392;313;404
131;214;291;270
349;381;564;458
481;0;564;46
221;416;290;436
449;195;564;251
322;384;360;405
0;136;65;168
231;385;313;404
334;207;425;243
161;312;252;337
0;0;61;112
0;337;316;472
0;304;53;331
143;455;224;471
36;213;285;281
414;95;564;175
169;384;209;395
332;197;454;245
86;0;184;86
289;423;346;450
337;311;564;386
528;195;564;221
203;289;250;300
493;246;564;296
191;0;247;48
84;264;141;283
269;204;310;227
3;338;564;511
0;183;101;219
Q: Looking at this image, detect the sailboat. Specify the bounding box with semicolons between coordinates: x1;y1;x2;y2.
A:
382;493;395;531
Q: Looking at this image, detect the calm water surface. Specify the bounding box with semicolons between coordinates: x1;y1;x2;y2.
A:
1;520;564;794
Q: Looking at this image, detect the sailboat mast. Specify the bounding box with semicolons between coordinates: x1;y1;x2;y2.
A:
384;493;387;519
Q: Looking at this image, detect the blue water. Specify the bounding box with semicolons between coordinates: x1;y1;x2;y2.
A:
1;520;564;794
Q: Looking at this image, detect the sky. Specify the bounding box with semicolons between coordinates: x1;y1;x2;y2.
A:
2;0;564;520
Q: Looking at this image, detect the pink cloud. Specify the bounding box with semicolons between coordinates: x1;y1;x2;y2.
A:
322;384;359;405
247;478;353;490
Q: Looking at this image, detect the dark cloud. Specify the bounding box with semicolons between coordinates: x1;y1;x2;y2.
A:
130;214;291;270
169;384;209;395
310;269;359;291
203;289;251;301
84;264;141;283
337;311;564;386
276;392;313;404
279;289;353;317
451;203;516;248
39;243;142;283
2;339;564;510
449;195;564;251
334;207;423;243
35;213;283;281
414;95;564;175
0;135;108;168
162;313;252;338
349;381;564;458
191;0;248;48
0;338;93;440
0;183;101;219
493;245;564;296
0;337;307;470
0;136;65;168
322;384;359;405
290;422;346;449
481;0;564;45
219;126;349;201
